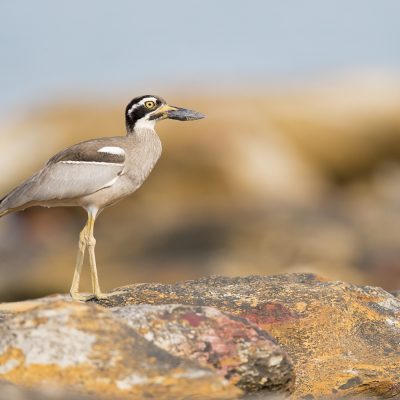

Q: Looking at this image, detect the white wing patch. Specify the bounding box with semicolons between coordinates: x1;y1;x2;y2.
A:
60;160;123;166
98;146;125;156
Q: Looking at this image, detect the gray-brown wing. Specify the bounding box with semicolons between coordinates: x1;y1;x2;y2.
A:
0;141;125;215
0;162;124;213
48;138;125;165
34;161;124;200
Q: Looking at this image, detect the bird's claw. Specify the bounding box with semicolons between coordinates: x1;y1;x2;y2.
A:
70;292;96;302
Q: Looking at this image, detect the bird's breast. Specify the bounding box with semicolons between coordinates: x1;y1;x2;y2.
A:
124;131;162;186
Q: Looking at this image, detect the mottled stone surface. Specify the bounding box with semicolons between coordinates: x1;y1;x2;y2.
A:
0;295;70;323
0;379;94;400
113;304;293;393
0;313;7;324
0;300;240;400
97;274;400;399
391;290;400;299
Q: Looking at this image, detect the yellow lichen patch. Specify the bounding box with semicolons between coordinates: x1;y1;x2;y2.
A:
0;300;41;313
97;274;400;398
0;299;240;400
0;347;24;375
293;302;307;313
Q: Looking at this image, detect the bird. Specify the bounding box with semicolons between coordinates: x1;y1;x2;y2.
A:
0;95;204;301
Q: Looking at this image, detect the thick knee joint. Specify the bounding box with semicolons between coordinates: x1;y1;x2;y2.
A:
79;231;88;249
87;237;96;247
79;231;96;248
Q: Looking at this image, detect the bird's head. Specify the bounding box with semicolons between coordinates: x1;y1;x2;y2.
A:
125;95;205;133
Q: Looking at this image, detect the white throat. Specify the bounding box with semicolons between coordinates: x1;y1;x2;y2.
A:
134;118;156;132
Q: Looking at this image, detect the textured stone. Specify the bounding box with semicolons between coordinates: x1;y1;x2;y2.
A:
0;314;7;324
112;304;293;393
0;300;240;400
97;274;400;399
391;290;400;299
0;295;69;323
0;379;93;400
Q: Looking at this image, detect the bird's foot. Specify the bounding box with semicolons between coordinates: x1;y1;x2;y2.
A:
94;290;124;300
70;292;96;302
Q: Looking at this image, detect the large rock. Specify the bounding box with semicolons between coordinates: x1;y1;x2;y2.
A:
0;379;93;400
113;304;293;393
0;313;6;324
391;290;400;299
0;300;240;400
97;274;400;399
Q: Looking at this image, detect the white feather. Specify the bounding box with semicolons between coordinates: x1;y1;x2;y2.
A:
60;160;123;166
134;118;156;130
98;146;125;156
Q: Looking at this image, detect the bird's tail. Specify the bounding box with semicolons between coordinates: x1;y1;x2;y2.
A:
0;191;21;217
0;170;43;218
0;197;10;217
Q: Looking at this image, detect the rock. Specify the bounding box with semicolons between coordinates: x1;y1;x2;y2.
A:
0;379;93;400
97;274;400;399
0;295;71;323
0;313;7;324
112;304;293;394
0;300;240;400
391;290;400;299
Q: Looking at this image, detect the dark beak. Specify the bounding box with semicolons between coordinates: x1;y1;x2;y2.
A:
167;107;205;121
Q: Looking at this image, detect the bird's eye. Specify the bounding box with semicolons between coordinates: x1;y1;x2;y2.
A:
144;101;156;109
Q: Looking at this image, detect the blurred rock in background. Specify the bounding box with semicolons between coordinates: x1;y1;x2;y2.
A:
1;72;400;301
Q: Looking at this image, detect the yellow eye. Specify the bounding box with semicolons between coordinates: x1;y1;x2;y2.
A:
144;101;155;109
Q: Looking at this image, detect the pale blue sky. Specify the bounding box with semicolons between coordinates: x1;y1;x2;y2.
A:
1;0;400;113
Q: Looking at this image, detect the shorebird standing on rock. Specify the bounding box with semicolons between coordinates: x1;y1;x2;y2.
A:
0;95;204;301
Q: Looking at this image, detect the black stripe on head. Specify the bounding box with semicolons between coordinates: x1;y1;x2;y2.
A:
125;95;165;132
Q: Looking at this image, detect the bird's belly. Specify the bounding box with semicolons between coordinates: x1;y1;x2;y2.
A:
77;175;139;211
77;144;162;212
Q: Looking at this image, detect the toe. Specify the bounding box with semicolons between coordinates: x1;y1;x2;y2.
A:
70;292;96;302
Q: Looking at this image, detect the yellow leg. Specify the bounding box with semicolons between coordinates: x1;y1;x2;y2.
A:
86;212;102;296
86;210;122;300
70;223;95;301
70;208;121;301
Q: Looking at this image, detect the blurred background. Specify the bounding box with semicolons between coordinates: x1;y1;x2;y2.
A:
1;0;400;301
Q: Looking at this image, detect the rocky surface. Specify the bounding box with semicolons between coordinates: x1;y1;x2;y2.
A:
112;304;293;393
2;273;400;399
0;300;240;400
0;379;94;400
97;274;400;399
391;290;400;299
0;313;6;324
0;297;292;397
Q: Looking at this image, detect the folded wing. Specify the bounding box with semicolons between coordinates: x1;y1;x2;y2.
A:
0;139;126;214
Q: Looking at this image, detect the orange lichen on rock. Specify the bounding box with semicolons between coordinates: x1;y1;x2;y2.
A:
0;300;240;400
98;273;400;399
112;303;293;393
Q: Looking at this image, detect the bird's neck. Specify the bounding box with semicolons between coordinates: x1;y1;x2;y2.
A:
126;118;156;137
124;120;162;178
126;121;161;151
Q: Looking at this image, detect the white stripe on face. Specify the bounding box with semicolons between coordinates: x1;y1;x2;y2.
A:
127;96;159;115
98;146;125;156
